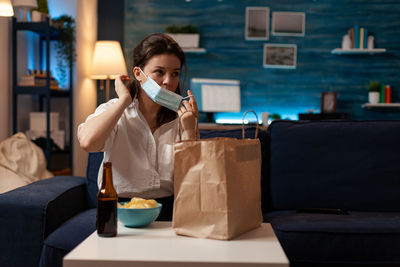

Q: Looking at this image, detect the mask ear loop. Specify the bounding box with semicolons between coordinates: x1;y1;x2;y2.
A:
138;68;147;78
178;95;191;109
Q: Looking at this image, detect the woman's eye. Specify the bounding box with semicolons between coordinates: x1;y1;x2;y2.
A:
172;71;180;77
154;70;164;75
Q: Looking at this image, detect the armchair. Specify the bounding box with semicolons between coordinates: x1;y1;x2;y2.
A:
0;152;103;267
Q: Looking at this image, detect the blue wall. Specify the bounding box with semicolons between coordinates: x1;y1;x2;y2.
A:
124;0;400;122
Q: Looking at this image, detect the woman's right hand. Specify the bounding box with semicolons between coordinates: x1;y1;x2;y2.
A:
115;75;133;105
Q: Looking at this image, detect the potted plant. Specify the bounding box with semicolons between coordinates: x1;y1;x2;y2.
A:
165;24;200;48
271;113;281;121
368;81;381;104
52;15;76;87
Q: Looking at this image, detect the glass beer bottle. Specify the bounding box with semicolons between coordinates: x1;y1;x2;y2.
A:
97;162;118;237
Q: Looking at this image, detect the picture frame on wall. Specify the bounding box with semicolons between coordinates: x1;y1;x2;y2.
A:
321;92;337;113
271;11;306;37
263;44;297;69
245;7;270;40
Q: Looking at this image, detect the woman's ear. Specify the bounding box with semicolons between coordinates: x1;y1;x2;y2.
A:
133;67;142;82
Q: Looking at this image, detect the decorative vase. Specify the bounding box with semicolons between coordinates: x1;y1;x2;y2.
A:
342;34;351;50
369;92;380;104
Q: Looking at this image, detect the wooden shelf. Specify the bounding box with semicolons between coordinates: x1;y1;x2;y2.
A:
362;103;400;109
331;48;386;54
183;48;206;53
12;17;73;171
15;86;70;97
15;21;60;40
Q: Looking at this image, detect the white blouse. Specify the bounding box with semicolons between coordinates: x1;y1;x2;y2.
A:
79;99;179;199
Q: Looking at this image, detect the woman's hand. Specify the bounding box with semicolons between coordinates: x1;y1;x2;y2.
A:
178;90;199;140
115;75;133;106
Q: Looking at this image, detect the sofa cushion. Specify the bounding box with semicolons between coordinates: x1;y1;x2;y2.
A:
267;120;400;211
268;211;400;265
39;208;96;267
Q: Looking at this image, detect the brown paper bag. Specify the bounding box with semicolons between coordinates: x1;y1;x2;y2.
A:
172;110;262;240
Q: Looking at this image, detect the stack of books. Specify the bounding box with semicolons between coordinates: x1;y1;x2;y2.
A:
19;70;60;90
347;25;369;49
380;84;392;103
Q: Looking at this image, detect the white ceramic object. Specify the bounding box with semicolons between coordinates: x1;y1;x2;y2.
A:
31;10;46;22
167;34;199;48
342;34;351;50
369;91;380;104
368;36;375;50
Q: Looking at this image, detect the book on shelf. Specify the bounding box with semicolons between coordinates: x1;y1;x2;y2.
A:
346;26;371;50
380;84;385;103
348;27;355;48
378;84;392;103
354;25;360;49
18;74;60;90
359;27;364;49
363;28;368;49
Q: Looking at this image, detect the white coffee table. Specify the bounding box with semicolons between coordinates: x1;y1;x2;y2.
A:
63;221;288;267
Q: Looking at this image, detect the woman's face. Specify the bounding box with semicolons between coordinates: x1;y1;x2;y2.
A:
137;53;181;93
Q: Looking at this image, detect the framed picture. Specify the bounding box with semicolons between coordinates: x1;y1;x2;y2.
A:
271;12;305;37
263;44;297;69
321;92;337;113
245;7;270;40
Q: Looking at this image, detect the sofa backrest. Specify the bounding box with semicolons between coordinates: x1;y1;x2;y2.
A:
266;120;400;212
86;152;104;208
84;127;267;208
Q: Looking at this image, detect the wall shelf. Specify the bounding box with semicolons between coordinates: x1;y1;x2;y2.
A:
183;48;206;53
331;48;386;54
15;86;70;97
362;103;400;109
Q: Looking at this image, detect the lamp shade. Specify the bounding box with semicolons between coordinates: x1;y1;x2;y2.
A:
0;0;14;16
12;0;37;7
91;41;128;79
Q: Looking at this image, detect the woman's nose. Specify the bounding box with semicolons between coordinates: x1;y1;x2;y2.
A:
162;73;174;87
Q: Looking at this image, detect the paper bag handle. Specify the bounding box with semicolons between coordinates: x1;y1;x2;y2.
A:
177;111;199;142
242;110;259;139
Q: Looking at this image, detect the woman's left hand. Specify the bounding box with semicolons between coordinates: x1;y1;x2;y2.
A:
178;90;199;140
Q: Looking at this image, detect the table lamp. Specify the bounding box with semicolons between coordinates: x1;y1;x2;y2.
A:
91;40;128;101
12;0;37;21
0;0;14;16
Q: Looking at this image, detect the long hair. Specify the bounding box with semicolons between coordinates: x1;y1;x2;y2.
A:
127;33;187;127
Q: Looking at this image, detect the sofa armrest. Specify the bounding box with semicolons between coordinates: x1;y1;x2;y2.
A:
0;176;88;267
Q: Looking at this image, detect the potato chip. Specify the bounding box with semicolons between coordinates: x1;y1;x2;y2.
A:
119;197;158;209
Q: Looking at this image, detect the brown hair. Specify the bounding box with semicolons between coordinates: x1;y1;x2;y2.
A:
128;33;187;127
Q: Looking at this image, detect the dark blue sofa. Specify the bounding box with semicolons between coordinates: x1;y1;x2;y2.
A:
265;120;400;266
1;121;400;267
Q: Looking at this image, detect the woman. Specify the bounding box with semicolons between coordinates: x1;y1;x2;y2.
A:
77;33;198;220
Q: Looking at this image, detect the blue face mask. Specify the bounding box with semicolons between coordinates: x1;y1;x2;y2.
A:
139;68;189;112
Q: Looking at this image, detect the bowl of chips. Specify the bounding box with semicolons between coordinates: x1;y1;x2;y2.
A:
117;197;162;227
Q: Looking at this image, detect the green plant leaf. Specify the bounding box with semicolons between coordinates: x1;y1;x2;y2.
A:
52;15;76;86
367;81;381;92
